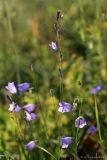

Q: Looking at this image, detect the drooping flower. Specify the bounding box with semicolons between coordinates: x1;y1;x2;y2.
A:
14;105;21;113
6;82;17;94
49;42;58;52
8;102;15;112
6;82;30;94
87;125;97;134
75;116;87;128
91;85;105;94
8;102;21;113
58;102;73;113
26;141;36;151
23;104;36;113
25;111;38;122
60;137;73;149
18;82;30;93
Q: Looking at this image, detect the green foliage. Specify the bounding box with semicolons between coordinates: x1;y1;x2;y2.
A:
0;0;107;159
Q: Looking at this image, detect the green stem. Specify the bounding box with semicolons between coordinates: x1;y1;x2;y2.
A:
75;99;81;153
75;127;79;153
94;95;102;145
37;145;57;160
56;18;63;101
56;16;64;160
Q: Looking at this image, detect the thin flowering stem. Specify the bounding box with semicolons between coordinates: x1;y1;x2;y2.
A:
94;95;103;146
94;96;106;157
56;11;63;101
37;145;57;160
59;48;63;101
75;99;82;153
75;127;79;153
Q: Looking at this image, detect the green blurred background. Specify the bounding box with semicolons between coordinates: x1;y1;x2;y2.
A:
0;0;107;159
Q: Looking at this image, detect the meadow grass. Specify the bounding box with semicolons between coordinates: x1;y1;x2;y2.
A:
0;0;107;159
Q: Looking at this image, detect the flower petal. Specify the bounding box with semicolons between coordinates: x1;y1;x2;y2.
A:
26;141;36;151
8;102;15;112
14;105;21;113
60;137;73;149
75;116;87;128
6;82;17;94
91;85;105;94
25;112;38;122
87;125;97;134
58;102;73;113
18;82;30;93
49;42;58;52
23;104;36;113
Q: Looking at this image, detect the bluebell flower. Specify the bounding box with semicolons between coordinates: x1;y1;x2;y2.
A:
6;82;30;94
87;125;97;134
58;102;73;113
49;42;58;52
26;141;36;151
25;111;38;122
23;104;36;113
60;137;73;148
6;82;17;94
91;85;105;94
14;105;21;113
8;102;21;113
8;102;15;112
18;82;30;93
75;116;87;128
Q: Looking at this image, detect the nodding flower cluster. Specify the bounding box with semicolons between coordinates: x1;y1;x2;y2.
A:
6;82;38;120
49;11;88;149
6;82;38;151
49;11;105;149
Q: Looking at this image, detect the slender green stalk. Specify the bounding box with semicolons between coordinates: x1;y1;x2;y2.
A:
75;99;81;153
94;95;103;145
75;127;79;153
56;13;64;160
58;45;63;102
56;15;63;101
94;96;106;160
37;145;57;160
70;152;80;160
